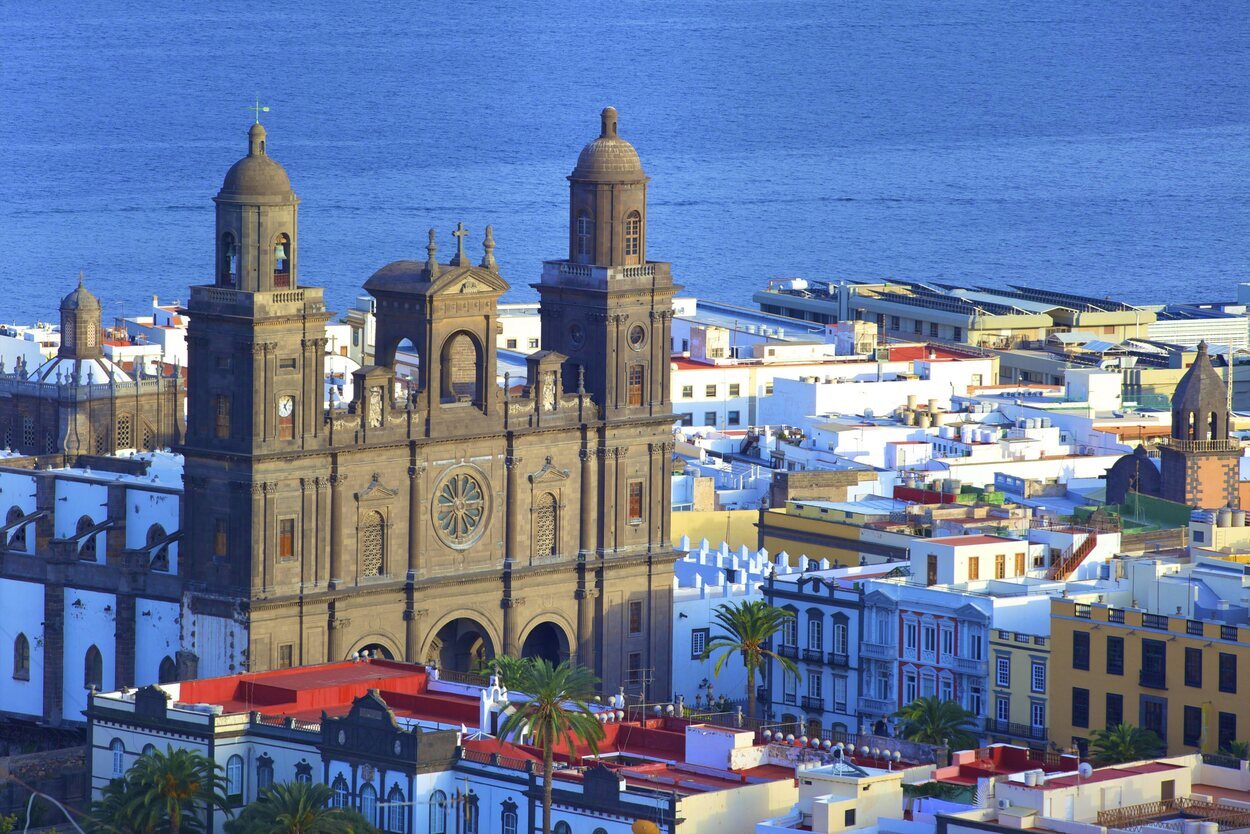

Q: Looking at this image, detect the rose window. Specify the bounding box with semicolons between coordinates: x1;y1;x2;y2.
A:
435;471;486;546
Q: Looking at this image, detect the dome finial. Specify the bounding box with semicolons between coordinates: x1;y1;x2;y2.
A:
480;225;498;271
425;229;439;277
248;122;267;157
77;270;85;289
601;106;619;139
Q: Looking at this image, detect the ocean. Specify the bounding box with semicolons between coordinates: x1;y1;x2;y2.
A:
1;0;1248;325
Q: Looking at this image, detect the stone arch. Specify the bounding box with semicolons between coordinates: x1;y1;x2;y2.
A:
272;233;292;287
422;613;500;674
350;635;401;661
518;615;576;666
219;232;238;286
393;337;421;396
439;330;484;405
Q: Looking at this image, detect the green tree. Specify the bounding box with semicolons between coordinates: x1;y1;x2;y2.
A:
487;655;529;689
498;658;605;834
1090;723;1164;764
1220;740;1250;760
894;696;979;751
701;600;799;721
225;782;376;834
89;746;231;834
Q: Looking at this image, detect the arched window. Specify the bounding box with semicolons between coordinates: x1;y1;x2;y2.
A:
226;754;244;802
361;511;384;577
158;655;177;684
429;790;447;834
624;211;642;262
553;822;572;834
142;744;156;756
330;775;349;808
7;506;27;552
500;800;518;834
808;616;823;651
148;523;169;572
141;423;155;451
77;515;98;561
109;739;125;778
359;783;377;824
464;793;480;834
256;755;274;794
576;211;594;258
1189;411;1198;440
781;608;798;646
220;233;238;286
385;785;405;833
440;332;481;405
273;234;292;287
13;633;30;681
833;619;849;656
116;414;133;450
294;761;312;784
594;829;609;834
84;645;103;691
534;493;558;559
1210;411;1220;441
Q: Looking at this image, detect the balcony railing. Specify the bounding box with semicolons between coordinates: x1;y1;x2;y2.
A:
778;644;799;659
802;648;824;662
861;641;894;660
985;718;1048;742
828;651;850;668
953;656;988;673
801;695;825;712
859;695;895;716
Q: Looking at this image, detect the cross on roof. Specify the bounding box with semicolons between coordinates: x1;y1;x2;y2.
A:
250;97;271;124
451;222;470;266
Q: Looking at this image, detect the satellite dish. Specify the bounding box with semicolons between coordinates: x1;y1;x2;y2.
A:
1078;762;1093;778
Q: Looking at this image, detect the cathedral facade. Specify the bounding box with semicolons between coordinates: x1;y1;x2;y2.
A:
180;108;677;698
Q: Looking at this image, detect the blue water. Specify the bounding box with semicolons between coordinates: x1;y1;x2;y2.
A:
2;1;1248;325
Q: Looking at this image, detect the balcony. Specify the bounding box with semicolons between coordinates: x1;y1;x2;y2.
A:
861;641;894;661
801;695;825;712
828;651;850;668
1139;670;1167;690
802;648;824;663
778;644;799;660
985;718;1048;742
953;656;988;674
859;695;895;716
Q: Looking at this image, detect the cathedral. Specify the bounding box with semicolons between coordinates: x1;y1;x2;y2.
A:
179;107;677;698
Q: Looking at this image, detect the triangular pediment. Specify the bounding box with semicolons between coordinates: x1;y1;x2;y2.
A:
529;455;570;485
427;264;509;297
358;473;399;501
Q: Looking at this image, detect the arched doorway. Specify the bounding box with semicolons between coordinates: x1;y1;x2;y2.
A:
520;622;569;665
428;618;494;674
357;643;394;660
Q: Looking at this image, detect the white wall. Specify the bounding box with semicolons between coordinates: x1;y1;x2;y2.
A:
134;598;181;687
182;599;249;677
63;587;117;722
0;470;38;553
54;479;108;558
0;577;45;718
126;487;180;574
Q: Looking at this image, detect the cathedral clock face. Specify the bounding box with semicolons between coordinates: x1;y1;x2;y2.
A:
628;324;647;350
433;468;489;549
277;396;294;418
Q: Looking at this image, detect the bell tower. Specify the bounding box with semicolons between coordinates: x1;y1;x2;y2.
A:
181;122;330;598
537;107;676;420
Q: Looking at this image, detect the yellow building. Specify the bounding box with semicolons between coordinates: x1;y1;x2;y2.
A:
1050;597;1249;756
987;627;1049;749
756;499;915;566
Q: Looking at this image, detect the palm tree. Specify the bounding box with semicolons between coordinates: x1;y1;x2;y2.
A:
1090;724;1163;764
498;658;605;834
1220;740;1250;760
702;600;798;721
89;746;230;834
225;782;376;834
487;655;529;689
894;696;979;751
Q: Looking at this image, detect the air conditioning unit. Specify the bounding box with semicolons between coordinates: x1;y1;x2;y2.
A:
998;799;1011;810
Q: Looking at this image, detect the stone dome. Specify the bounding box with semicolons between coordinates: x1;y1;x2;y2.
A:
60;277;100;312
1171;340;1231;441
219;123;295;200
571;107;646;182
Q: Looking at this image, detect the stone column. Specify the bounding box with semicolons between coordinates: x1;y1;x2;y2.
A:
113;594;136;688
404;606;425;663
503;596;523;657
504;454;523;562
329;472;347;587
328;609;350;663
575;581;595;670
407;464;425;578
600;448;618;552
579;446;595;556
660;442;673;546
42;583;64;726
250;483;265;593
